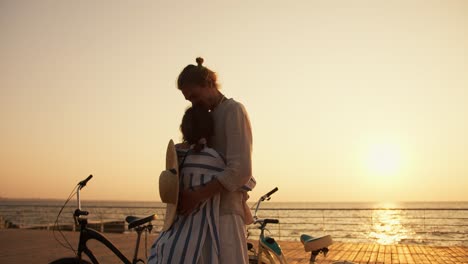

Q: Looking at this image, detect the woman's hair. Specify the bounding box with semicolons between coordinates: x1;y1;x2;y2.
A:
177;57;219;90
180;105;214;152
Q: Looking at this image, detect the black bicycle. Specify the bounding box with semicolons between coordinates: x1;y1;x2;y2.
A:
50;175;156;264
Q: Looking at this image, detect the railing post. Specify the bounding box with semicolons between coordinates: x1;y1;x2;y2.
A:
423;209;426;242
277;210;281;240
322;210;325;231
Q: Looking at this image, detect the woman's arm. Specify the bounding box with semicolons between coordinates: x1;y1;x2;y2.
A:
178;179;225;215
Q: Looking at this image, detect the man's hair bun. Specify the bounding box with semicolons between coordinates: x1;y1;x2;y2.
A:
196;57;204;66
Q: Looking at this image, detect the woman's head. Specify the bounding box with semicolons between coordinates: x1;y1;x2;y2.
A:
177;57;221;109
180;105;214;152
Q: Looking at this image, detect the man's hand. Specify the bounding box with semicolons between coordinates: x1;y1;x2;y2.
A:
175;142;190;150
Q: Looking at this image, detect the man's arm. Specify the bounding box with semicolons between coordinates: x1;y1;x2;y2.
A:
216;103;253;191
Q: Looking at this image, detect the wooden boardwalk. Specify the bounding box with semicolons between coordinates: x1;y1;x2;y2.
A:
276;240;468;264
0;230;467;263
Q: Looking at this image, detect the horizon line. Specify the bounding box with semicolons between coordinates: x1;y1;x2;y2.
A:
1;197;468;204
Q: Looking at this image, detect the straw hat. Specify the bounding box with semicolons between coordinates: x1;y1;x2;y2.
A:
159;139;179;231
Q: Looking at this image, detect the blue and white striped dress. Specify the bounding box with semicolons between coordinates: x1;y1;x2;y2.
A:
148;147;225;264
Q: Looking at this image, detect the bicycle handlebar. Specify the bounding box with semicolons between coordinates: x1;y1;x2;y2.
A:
76;175;92;210
78;175;93;189
252;187;279;220
74;209;89;217
256;218;279;224
261;187;278;200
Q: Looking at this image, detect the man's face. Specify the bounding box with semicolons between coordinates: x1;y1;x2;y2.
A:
180;85;211;109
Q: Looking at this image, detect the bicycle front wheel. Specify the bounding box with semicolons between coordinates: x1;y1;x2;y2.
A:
49;257;92;264
249;254;258;264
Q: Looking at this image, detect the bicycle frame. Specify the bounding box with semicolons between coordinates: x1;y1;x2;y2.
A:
248;187;288;264
248;187;332;264
75;214;134;263
52;175;152;264
255;223;287;264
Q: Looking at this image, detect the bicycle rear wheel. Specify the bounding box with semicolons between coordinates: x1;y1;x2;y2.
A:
49;257;91;264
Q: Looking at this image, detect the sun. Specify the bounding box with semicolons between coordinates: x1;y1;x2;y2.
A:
365;143;403;177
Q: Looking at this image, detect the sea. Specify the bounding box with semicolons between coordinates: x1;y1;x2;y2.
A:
1;199;467;247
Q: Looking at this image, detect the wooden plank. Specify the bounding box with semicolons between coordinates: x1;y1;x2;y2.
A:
407;245;420;264
404;244;416;264
419;246;431;264
438;246;454;264
415;245;431;264
325;241;344;260
368;243;380;263
322;242;343;264
438;247;451;264
384;244;393;264
412;244;423;255
422;245;438;263
391;245;400;264
443;246;459;264
452;246;468;263
359;244;373;264
357;243;369;263
376;243;386;263
361;243;375;263
336;242;357;262
407;245;423;263
349;243;367;263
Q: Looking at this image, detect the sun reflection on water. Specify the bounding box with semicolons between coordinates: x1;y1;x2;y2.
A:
368;207;415;245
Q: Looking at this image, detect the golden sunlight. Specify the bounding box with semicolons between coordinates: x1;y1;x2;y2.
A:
365;142;403;177
368;209;414;245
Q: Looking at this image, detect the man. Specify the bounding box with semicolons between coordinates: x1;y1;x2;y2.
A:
177;57;253;263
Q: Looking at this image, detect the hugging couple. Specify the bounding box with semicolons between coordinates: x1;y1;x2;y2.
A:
148;57;256;264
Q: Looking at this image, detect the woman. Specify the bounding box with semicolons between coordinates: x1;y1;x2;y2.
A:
149;106;224;263
148;106;255;263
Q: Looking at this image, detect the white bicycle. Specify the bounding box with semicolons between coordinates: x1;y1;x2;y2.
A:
247;187;333;264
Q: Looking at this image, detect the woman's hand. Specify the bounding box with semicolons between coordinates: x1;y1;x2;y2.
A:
177;179;224;215
178;189;204;215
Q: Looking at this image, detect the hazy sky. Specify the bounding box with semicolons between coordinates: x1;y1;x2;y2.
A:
1;0;467;202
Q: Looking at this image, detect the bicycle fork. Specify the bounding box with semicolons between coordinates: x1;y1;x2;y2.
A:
258;229;287;264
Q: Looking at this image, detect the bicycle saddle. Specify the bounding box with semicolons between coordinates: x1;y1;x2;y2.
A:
126;214;157;229
300;234;333;252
